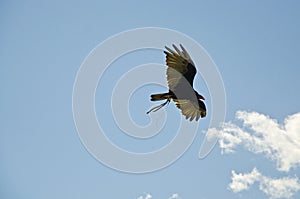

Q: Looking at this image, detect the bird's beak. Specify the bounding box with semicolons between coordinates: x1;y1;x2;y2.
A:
198;95;205;100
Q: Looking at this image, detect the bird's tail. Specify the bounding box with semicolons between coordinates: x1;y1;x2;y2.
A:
150;93;170;101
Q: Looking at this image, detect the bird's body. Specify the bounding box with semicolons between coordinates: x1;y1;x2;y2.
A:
147;44;206;121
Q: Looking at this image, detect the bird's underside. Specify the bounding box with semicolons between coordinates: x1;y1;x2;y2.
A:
147;44;206;121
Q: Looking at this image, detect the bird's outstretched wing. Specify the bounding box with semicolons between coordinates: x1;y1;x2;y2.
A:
173;99;206;121
161;44;206;121
164;44;196;91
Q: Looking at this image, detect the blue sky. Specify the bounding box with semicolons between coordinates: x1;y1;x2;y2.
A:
1;1;300;199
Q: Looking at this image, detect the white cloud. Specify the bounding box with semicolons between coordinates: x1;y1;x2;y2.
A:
228;167;261;192
210;111;300;172
259;176;300;199
137;193;180;199
209;111;300;198
137;193;152;199
169;193;180;199
229;168;300;199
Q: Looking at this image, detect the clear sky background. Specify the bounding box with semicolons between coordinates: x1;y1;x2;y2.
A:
1;1;300;199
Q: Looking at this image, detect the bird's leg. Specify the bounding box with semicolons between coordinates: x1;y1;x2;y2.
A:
146;99;170;114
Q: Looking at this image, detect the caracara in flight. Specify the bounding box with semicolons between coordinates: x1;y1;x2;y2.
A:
147;44;206;121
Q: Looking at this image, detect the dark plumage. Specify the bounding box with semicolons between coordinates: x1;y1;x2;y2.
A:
147;44;206;121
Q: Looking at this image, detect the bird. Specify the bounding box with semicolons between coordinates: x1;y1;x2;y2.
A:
147;44;206;121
